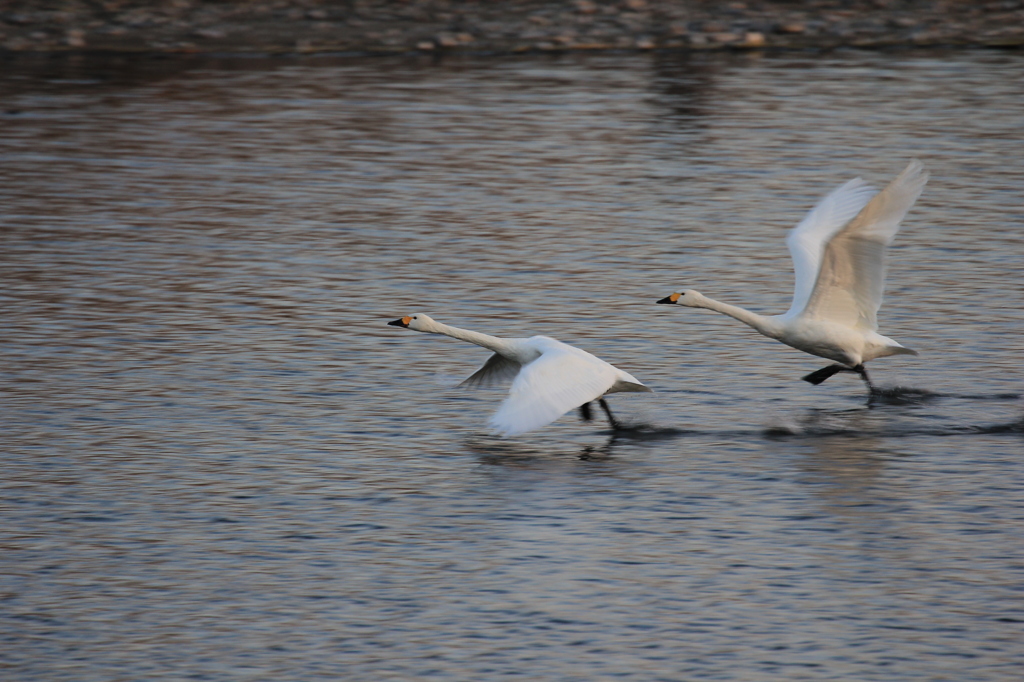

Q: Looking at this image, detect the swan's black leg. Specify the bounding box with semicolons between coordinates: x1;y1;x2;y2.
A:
854;364;875;392
579;402;593;422
598;398;620;430
802;364;847;385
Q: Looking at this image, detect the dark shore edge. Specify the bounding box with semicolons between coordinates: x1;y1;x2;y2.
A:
2;1;1022;59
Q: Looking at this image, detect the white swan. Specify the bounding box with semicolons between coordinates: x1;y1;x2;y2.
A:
388;313;652;436
658;160;929;391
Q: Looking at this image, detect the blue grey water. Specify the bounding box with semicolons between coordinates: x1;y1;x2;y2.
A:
1;48;1023;680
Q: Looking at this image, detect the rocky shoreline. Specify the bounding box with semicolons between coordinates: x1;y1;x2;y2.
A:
1;1;1023;56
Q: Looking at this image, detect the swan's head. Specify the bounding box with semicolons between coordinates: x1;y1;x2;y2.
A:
387;313;436;332
656;290;704;307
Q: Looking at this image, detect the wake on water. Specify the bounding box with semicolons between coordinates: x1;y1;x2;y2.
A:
868;385;1020;406
455;385;1020;452
764;385;1023;438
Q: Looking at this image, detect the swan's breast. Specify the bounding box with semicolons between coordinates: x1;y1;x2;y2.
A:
779;319;866;365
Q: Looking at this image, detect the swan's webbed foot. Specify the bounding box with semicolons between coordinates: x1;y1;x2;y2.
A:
579;402;593;422
802;363;877;394
853;364;875;392
802;364;848;385
598;398;621;430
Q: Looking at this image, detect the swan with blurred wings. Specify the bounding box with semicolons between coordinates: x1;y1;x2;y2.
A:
658;160;929;391
387;314;651;436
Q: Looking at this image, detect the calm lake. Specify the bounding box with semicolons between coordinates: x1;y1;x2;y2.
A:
2;48;1023;680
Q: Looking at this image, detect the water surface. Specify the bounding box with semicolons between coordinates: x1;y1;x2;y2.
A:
2;49;1023;680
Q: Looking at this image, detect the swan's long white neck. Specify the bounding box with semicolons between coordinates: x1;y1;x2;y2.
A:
424;320;515;354
689;293;782;339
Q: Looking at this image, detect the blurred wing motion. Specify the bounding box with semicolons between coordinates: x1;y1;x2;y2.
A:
488;348;617;437
459;353;522;389
802;159;929;330
785;177;878;318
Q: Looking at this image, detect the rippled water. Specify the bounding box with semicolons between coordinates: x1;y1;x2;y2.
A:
2;49;1023;680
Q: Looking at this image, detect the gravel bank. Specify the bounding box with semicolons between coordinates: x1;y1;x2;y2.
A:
1;1;1023;55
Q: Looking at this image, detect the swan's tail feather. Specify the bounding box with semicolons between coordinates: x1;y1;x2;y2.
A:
609;379;654;394
870;332;919;358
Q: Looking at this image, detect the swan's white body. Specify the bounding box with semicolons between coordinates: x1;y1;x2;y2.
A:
661;160;928;375
388;314;651;436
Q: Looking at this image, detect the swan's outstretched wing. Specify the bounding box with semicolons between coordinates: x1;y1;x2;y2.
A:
488;347;618;437
459;353;522;389
785;177;878;318
802;160;928;330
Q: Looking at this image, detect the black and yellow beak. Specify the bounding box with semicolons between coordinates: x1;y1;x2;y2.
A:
656;293;680;305
388;316;412;328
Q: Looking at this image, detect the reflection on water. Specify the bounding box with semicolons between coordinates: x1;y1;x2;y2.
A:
2;49;1023;681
